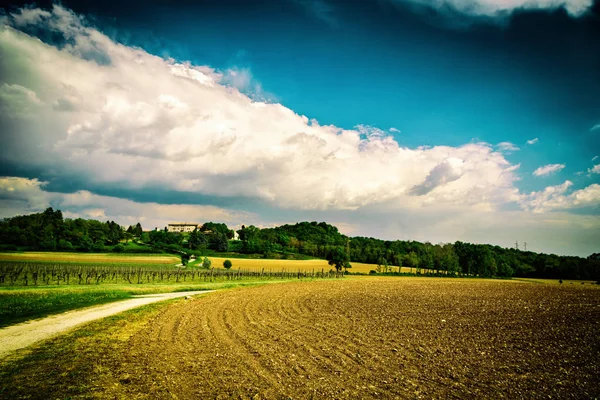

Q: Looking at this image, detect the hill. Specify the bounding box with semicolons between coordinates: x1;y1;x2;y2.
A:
1;208;598;280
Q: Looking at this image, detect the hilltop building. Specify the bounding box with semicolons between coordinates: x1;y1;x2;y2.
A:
167;222;200;233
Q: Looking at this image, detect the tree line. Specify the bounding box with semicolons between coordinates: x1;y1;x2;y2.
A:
0;209;598;280
0;208;137;252
229;222;599;280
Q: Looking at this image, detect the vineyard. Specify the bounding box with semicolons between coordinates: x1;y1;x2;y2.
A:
0;261;342;287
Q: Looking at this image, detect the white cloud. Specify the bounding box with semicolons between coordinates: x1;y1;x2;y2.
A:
0;7;521;213
592;156;598;161
0;176;253;229
2;6;600;257
533;163;565;177
589;164;600;174
399;0;593;17
3;175;598;256
497;142;520;152
389;127;400;133
0;83;42;117
0;177;50;215
8;7;51;26
527;138;539;145
591;124;600;132
520;180;600;213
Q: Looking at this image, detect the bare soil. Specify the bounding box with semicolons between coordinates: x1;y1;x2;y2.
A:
100;278;600;399
0;291;212;359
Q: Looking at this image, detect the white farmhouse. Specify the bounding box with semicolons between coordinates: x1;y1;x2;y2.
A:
167;222;200;233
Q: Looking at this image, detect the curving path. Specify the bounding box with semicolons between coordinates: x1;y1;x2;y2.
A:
0;290;214;360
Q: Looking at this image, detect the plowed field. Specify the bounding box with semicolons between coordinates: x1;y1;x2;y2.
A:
103;278;599;399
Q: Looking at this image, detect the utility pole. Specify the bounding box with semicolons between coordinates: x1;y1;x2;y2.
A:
515;240;519;250
524;242;527;251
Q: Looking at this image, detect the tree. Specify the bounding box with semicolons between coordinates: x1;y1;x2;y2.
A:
208;232;229;252
202;257;212;269
404;251;419;274
181;253;190;266
134;222;143;237
124;231;134;244
327;247;350;272
440;244;460;275
237;225;260;242
223;259;232;269
498;262;514;277
188;228;207;250
58;239;73;251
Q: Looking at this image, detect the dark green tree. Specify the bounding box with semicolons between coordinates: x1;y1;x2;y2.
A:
134;222;143;237
327;247;350;272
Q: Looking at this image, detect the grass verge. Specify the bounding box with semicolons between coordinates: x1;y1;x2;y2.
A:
0;299;172;399
0;279;299;328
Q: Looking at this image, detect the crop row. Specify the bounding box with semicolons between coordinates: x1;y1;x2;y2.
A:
0;261;342;286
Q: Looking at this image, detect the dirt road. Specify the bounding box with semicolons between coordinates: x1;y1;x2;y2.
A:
0;290;213;359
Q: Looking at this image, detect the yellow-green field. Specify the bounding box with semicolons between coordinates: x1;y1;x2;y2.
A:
203;256;401;274
0;252;421;274
0;252;179;264
513;277;598;285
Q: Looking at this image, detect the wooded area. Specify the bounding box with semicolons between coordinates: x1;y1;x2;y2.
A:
1;209;598;280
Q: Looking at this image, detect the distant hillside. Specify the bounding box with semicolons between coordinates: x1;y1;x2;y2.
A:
1;209;598;280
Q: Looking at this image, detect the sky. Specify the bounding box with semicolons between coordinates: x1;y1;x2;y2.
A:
0;0;599;256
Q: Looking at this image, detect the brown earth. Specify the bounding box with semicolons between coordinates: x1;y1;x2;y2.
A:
99;277;600;399
0;291;213;360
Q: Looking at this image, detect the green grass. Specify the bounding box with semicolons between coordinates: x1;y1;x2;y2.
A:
0;280;296;328
0;300;173;399
0;287;131;328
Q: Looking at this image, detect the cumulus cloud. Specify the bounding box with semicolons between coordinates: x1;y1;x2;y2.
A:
1;5;599;257
219;67;273;102
527;138;539;145
520;180;600;213
0;6;522;213
533;163;565;177
496;142;520;152
398;0;593;17
0;176;253;229
0;176;50;215
589;164;600;174
409;158;463;196
0;83;42;117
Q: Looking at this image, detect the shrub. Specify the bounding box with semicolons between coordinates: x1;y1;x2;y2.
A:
223;259;232;269
58;239;73;251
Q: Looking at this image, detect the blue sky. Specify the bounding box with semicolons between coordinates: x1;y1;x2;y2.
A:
0;0;599;255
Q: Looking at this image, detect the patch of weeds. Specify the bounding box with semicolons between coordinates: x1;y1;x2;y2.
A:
0;300;174;399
